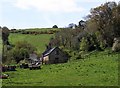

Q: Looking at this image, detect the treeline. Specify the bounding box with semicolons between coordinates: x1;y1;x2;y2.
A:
49;2;120;56
10;29;59;35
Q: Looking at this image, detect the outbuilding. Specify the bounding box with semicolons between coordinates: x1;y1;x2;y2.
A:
41;47;68;64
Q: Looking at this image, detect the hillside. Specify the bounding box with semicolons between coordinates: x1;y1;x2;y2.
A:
9;33;53;54
2;50;119;86
1;1;120;87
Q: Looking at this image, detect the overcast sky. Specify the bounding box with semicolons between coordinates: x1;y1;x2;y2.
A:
0;0;119;29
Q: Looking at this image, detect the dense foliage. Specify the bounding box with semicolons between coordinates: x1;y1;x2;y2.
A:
87;2;120;47
49;1;120;55
6;41;36;63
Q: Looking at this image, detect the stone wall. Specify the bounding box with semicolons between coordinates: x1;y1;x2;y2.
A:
112;37;120;52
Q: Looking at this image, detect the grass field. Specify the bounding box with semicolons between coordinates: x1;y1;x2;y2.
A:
2;50;119;86
9;33;53;54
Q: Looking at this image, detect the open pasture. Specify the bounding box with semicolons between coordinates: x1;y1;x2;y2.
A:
2;50;119;86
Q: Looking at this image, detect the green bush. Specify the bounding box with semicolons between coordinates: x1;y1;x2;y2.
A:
8;41;36;63
95;31;106;50
80;37;89;51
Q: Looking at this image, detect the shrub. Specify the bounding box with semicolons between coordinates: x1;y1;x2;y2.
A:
9;41;36;63
80;37;89;51
52;25;58;28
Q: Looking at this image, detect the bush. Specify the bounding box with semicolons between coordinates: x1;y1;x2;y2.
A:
80;37;89;51
8;41;36;63
52;25;58;28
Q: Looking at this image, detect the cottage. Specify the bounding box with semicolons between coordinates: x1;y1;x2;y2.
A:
41;47;69;64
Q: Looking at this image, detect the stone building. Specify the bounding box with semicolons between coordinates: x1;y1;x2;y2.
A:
41;47;69;64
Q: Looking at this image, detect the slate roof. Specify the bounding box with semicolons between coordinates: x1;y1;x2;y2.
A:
42;47;57;56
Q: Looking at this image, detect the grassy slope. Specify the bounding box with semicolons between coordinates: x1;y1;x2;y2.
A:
9;33;53;54
2;50;119;86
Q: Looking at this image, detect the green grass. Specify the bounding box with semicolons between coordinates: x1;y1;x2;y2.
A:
2;50;119;86
9;33;53;54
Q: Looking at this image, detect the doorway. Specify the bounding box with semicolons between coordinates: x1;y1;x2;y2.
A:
54;57;59;64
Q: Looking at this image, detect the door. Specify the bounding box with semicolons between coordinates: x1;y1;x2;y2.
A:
54;57;59;64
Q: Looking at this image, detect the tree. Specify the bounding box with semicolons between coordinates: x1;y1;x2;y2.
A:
2;26;10;45
68;23;76;29
1;26;10;63
50;1;120;52
49;28;81;50
52;25;58;28
112;3;120;37
10;41;36;63
78;20;86;29
11;48;29;63
87;2;118;47
80;37;89;51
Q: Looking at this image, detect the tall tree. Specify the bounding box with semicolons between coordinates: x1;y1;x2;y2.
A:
2;26;10;63
87;2;118;47
2;26;10;45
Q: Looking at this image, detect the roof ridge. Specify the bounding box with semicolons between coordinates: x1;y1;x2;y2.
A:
43;47;59;56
